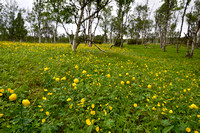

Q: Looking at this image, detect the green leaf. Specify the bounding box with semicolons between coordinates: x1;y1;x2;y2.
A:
162;125;174;133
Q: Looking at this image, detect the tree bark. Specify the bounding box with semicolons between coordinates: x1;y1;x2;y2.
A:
177;0;190;53
72;7;84;51
196;30;200;48
88;5;93;47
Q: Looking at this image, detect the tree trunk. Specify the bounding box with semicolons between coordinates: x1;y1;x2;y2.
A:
190;32;195;57
177;0;190;53
186;39;190;56
196;30;200;48
54;21;58;44
72;7;84;51
88;5;93;47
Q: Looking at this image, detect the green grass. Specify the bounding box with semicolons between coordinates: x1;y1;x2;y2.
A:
0;42;200;132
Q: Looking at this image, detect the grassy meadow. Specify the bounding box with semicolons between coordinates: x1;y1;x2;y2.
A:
0;41;200;133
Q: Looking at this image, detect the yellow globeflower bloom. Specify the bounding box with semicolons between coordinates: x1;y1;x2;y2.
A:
55;78;60;82
126;73;129;76
42;119;46;123
9;93;17;101
74;78;79;83
0;89;4;93
0;114;3;118
133;103;137;107
8;88;11;91
189;104;198;109
132;77;135;80
90;110;95;115
22;99;31;107
186;127;191;132
147;84;151;89
81;98;85;103
86;119;91;125
169;110;173;114
194;131;198;133
46;111;50;115
91;104;95;108
10;90;14;93
61;77;66;81
121;81;125;85
0;93;3;96
109;106;113;110
126;81;130;84
82;70;87;74
75;65;79;69
106;74;111;78
96;126;99;132
67;98;71;101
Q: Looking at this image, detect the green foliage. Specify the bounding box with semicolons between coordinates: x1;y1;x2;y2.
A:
0;42;200;132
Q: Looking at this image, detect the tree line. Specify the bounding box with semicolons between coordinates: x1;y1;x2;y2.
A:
0;0;200;57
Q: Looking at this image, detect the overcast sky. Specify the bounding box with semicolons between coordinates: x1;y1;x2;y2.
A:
14;0;195;36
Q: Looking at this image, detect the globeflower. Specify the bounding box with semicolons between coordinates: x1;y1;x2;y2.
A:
55;78;60;82
133;103;137;107
22;99;31;107
0;114;3;118
186;127;191;132
75;65;79;69
82;70;87;74
86;119;91;125
9;93;17;101
147;84;151;89
106;74;111;78
46;111;50;115
42;119;46;123
126;81;130;84
74;78;79;83
189;104;198;109
61;77;66;81
96;126;99;132
67;98;71;101
0;93;3;96
121;81;125;85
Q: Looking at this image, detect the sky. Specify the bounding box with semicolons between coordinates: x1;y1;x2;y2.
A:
13;0;195;36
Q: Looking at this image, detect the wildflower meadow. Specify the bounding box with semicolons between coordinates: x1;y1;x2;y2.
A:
0;42;200;132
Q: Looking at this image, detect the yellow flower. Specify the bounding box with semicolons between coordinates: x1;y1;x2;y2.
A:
109;106;113;110
40;108;44;112
0;93;3;96
67;98;71;101
133;103;137;107
8;88;11;91
42;97;47;100
81;98;85;103
161;112;165;115
186;127;191;132
0;113;3;118
86;119;91;125
183;89;186;92
46;111;50;115
69;104;73;109
194;131;198;133
44;67;49;71
61;77;66;81
169;110;173;114
90;110;95;115
197;115;200;118
119;74;122;76
126;81;130;84
132;77;135;80
74;78;79;83
121;81;125;85
91;104;95;108
72;83;76;87
152;107;156;110
9;93;17;101
106;74;111;78
55;78;60;82
22;99;31;107
126;73;129;76
75;65;79;69
44;89;48;91
189;104;198;109
48;93;53;95
82;70;87;74
0;89;4;92
96;126;99;132
147;84;151;89
42;119;46;123
10;90;14;93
